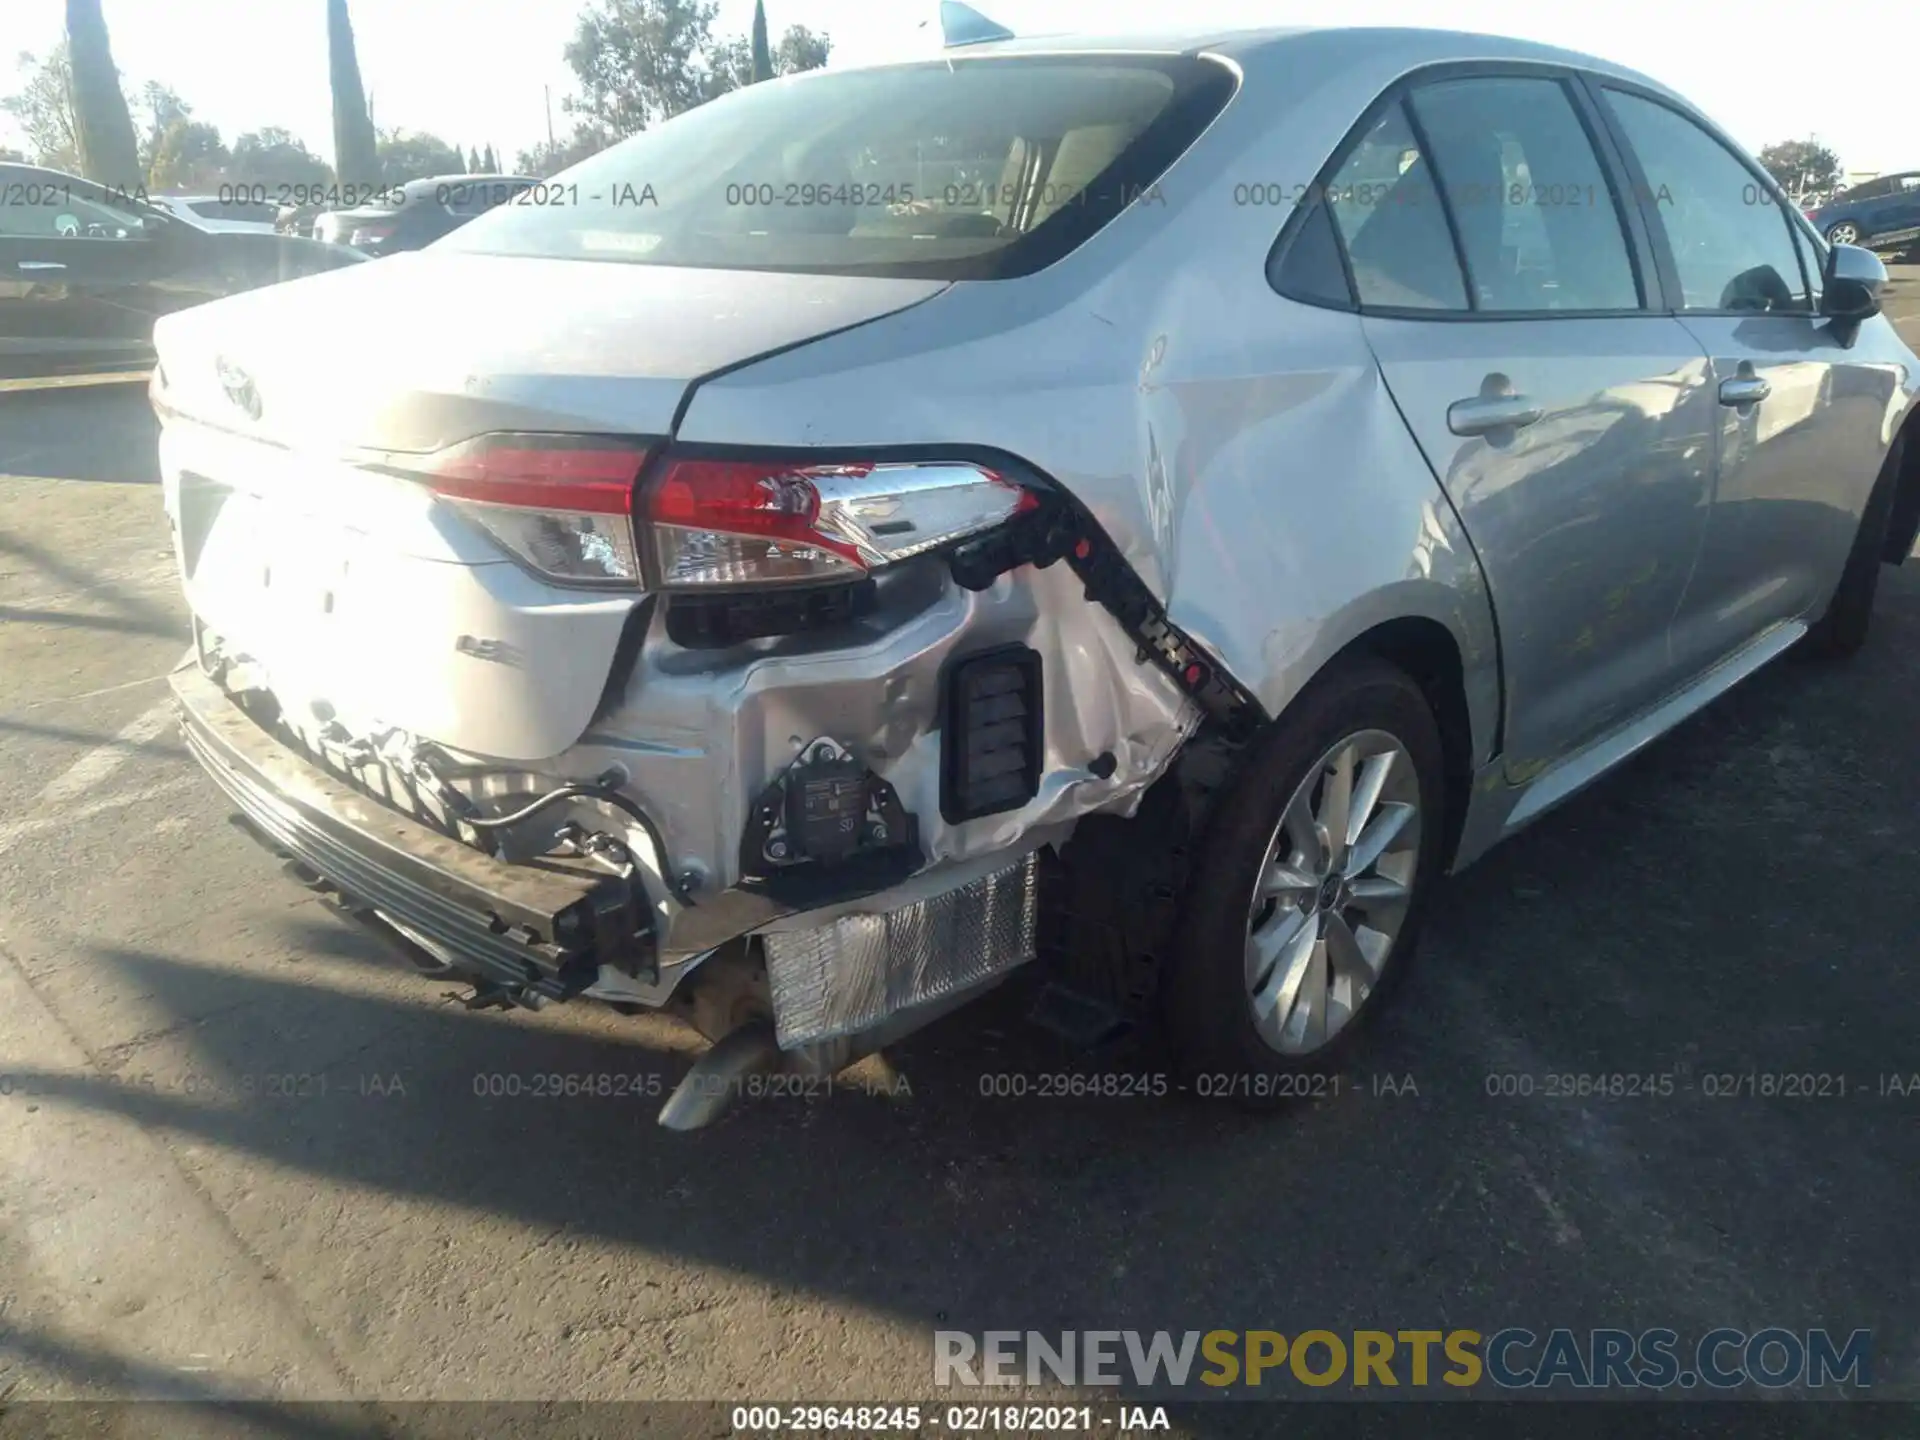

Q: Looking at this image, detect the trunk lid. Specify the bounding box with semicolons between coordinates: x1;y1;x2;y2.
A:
155;253;948;761
152;251;948;451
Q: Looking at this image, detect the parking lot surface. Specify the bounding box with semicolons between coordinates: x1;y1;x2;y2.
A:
2;270;1919;1423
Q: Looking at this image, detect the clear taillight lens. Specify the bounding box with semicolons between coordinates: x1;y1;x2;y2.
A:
644;458;1034;589
413;434;650;586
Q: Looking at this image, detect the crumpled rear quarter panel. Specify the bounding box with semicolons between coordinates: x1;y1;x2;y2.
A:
580;557;1198;960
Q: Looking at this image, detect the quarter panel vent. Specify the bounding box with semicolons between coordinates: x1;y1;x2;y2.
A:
941;645;1043;823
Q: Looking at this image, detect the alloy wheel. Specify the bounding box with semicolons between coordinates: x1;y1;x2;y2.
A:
1827;222;1860;246
1243;729;1422;1055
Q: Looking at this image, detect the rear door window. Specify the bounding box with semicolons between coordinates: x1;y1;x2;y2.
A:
1408;76;1640;312
439;54;1236;279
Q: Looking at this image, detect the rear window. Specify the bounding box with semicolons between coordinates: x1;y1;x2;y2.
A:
437;178;536;216
188;199;276;224
439;54;1236;279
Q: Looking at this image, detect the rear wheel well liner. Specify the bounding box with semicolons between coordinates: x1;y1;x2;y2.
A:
1327;617;1475;868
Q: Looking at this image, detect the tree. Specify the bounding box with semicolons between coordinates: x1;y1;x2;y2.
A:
328;0;379;188
376;128;462;183
1757;139;1843;201
562;0;728;137
1;48;82;171
750;0;772;83
467;145;480;173
771;23;828;75
64;0;142;189
147;119;228;190
229;128;332;187
701;35;751;100
136;81;192;180
515;127;612;179
482;143;497;172
558;0;832;135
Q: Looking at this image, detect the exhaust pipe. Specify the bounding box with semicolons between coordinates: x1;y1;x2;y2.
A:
657;1022;783;1131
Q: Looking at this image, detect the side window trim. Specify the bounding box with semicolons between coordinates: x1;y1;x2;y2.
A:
1394;94;1479;313
1266;191;1361;310
1588;79;1816;317
1265;60;1658;321
1561;74;1663;311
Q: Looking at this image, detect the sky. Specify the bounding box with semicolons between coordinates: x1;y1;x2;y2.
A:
2;0;1909;177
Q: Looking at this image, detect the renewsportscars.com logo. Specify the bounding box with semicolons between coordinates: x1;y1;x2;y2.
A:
933;1328;1871;1391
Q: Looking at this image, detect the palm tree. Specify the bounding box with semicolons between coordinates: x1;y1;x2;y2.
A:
750;0;774;83
65;0;141;189
328;0;379;187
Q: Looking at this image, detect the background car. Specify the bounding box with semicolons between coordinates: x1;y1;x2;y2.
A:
274;200;326;239
0;161;367;380
311;173;539;256
1810;171;1920;256
150;193;280;234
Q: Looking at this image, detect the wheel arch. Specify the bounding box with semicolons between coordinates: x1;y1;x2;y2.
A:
1320;616;1478;870
1878;400;1920;564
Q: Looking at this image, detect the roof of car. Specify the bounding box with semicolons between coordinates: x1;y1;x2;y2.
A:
886;23;1667;93
400;173;536;193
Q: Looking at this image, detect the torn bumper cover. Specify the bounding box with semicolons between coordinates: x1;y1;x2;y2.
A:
762;850;1040;1048
175;653;1042;1041
171;660;644;1003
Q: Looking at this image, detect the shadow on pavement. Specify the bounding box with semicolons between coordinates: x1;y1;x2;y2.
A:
0;387;161;486
9;483;1920;1419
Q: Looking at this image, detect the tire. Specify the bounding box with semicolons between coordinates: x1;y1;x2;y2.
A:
1826;221;1861;247
1162;656;1447;1102
1805;433;1905;659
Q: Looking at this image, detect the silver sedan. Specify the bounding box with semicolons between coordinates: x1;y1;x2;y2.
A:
151;24;1920;1125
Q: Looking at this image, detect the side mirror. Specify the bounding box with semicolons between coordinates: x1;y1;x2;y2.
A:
1821;243;1888;323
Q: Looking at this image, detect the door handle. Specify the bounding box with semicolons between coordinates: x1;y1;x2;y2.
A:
1718;375;1771;406
1447;393;1544;437
16;260;67;272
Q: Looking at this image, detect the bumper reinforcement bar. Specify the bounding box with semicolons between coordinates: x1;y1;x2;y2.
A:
171;661;642;1004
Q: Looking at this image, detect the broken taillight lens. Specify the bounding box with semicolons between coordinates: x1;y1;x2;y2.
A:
414;433;650;586
643;456;1035;589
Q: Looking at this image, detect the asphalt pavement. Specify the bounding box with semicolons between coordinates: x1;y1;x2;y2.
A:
2;272;1920;1430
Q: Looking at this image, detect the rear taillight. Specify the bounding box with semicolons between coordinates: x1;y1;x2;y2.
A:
350;223;396;246
412;434;650;585
643;457;1035;589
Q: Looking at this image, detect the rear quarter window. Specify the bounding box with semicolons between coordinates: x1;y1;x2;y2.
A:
438;54;1237;279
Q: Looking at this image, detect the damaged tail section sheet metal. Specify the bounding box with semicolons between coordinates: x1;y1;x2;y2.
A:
587;552;1201;968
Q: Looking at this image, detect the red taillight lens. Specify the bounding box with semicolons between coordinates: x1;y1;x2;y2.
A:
649;459;863;565
413;434;649;586
642;455;1033;589
428;445;642;514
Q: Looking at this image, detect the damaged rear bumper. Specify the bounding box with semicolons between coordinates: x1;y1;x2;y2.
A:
174;657;1046;1041
174;659;643;1005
